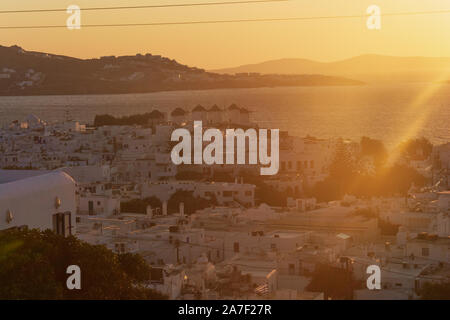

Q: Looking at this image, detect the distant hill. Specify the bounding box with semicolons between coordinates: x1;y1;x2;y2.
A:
0;45;362;96
211;54;450;83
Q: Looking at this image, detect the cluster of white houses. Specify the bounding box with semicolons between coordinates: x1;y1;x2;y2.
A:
1;108;449;300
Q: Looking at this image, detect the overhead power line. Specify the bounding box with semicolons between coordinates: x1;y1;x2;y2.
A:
0;0;290;14
1;9;450;29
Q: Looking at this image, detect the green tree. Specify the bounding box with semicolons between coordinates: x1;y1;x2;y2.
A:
306;264;355;300
360;136;388;172
120;196;162;214
168;190;217;215
330;140;358;179
118;252;152;283
420;282;450;300
306;137;428;201
0;229;166;300
376;164;427;196
398;137;433;161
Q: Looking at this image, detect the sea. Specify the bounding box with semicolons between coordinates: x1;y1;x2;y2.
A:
0;82;449;148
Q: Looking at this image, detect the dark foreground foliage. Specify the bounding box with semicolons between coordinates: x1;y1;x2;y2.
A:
0;228;166;299
420;282;450;300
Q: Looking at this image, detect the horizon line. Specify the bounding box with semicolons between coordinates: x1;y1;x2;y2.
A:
3;44;450;71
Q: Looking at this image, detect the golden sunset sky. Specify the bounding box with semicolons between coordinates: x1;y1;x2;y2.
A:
1;0;449;69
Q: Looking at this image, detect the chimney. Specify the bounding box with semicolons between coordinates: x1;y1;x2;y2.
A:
179;202;185;217
163;201;168;216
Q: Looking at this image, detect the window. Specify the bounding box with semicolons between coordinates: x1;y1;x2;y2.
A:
245;191;252;196
223;191;233;197
53;212;72;237
88;200;94;215
233;242;240;253
422;247;429;257
270;243;277;251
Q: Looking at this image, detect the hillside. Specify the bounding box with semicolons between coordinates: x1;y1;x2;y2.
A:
212;54;450;82
0;45;362;96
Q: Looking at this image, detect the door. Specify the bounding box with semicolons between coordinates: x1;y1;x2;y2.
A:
88;200;94;215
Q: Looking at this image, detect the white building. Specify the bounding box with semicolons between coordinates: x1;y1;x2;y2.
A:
191;105;207;123
437;191;450;212
0;171;76;236
78;194;120;216
149;266;185;299
170;108;188;125
221;230;311;260
24;114;45;129
405;235;450;263
207;105;223;125
226;104;241;124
